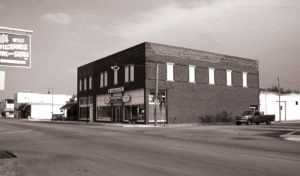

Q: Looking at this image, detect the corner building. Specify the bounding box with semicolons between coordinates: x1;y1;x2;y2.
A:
77;42;259;124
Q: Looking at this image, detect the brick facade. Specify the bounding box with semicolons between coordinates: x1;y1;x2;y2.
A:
77;42;259;124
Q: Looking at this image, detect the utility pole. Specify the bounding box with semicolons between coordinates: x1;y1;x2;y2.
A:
154;64;159;126
278;76;281;122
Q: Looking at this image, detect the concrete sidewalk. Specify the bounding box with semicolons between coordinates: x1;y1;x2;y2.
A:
24;119;201;128
280;131;300;142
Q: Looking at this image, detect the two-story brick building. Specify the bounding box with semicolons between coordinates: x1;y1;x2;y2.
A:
77;42;259;124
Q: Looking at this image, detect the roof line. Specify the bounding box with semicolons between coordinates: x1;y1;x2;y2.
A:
0;26;33;33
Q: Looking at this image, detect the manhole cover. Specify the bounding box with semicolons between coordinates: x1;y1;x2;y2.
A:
0;151;17;159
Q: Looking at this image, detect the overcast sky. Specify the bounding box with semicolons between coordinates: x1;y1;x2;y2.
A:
0;0;300;98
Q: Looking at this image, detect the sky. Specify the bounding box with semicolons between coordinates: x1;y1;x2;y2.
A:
0;0;300;98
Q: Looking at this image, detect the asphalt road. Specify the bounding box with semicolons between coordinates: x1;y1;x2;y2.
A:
0;119;300;176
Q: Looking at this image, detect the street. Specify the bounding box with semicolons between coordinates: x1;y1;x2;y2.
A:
0;119;300;176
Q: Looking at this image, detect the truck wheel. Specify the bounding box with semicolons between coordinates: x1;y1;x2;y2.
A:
255;122;260;125
246;120;252;125
236;122;241;125
266;120;271;125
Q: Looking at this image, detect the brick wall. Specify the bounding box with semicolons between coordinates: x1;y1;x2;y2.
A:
145;42;259;124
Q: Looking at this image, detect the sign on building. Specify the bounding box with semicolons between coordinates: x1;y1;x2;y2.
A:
0;27;33;68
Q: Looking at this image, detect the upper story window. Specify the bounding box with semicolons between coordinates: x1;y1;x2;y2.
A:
100;73;103;88
243;72;248;88
167;62;174;81
296;101;298;105
84;77;87;90
100;71;108;88
89;76;92;90
79;79;82;91
189;65;196;83
226;70;232;86
125;64;134;83
209;67;215;85
114;69;118;85
104;71;107;87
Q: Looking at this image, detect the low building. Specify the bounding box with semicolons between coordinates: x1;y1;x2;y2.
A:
14;92;72;120
60;96;78;120
77;42;259;124
0;99;14;118
260;90;300;121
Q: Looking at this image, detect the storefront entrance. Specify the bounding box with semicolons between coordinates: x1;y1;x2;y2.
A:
112;106;122;123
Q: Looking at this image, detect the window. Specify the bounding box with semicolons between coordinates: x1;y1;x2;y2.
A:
100;71;107;88
100;73;104;88
296;101;298;105
125;66;129;83
167;62;174;81
84;77;87;90
209;68;215;85
130;65;134;82
104;71;107;87
97;106;112;118
226;70;232;86
243;72;248;88
79;107;89;119
79;79;82;91
189;65;196;83
114;69;118;85
89;76;92;90
125;64;135;83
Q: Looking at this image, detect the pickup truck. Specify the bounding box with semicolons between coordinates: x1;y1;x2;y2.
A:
236;110;275;125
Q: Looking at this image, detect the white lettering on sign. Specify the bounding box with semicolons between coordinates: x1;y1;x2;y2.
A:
0;29;32;68
108;87;124;93
0;59;26;64
12;38;25;43
0;44;28;50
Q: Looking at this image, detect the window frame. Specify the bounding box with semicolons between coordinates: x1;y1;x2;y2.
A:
189;65;196;83
84;77;87;90
114;69;118;85
166;62;174;81
226;70;232;86
89;76;92;90
79;79;82;91
243;72;248;88
209;67;215;85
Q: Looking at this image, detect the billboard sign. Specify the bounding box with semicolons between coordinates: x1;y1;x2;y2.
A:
0;27;33;68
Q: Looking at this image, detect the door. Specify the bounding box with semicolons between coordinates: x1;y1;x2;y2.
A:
113;106;122;123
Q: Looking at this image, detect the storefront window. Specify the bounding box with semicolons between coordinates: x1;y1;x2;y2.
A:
79;107;89;119
124;105;145;122
149;90;166;123
96;106;111;121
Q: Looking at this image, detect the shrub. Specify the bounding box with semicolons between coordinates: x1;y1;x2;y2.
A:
199;111;233;123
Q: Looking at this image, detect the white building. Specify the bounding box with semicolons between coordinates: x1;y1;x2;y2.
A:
260;90;300;121
14;92;72;120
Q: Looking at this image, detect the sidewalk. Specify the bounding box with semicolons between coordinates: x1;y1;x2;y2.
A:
280;131;300;142
23;119;201;128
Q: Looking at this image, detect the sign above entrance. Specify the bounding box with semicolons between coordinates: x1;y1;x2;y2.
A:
108;87;124;94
